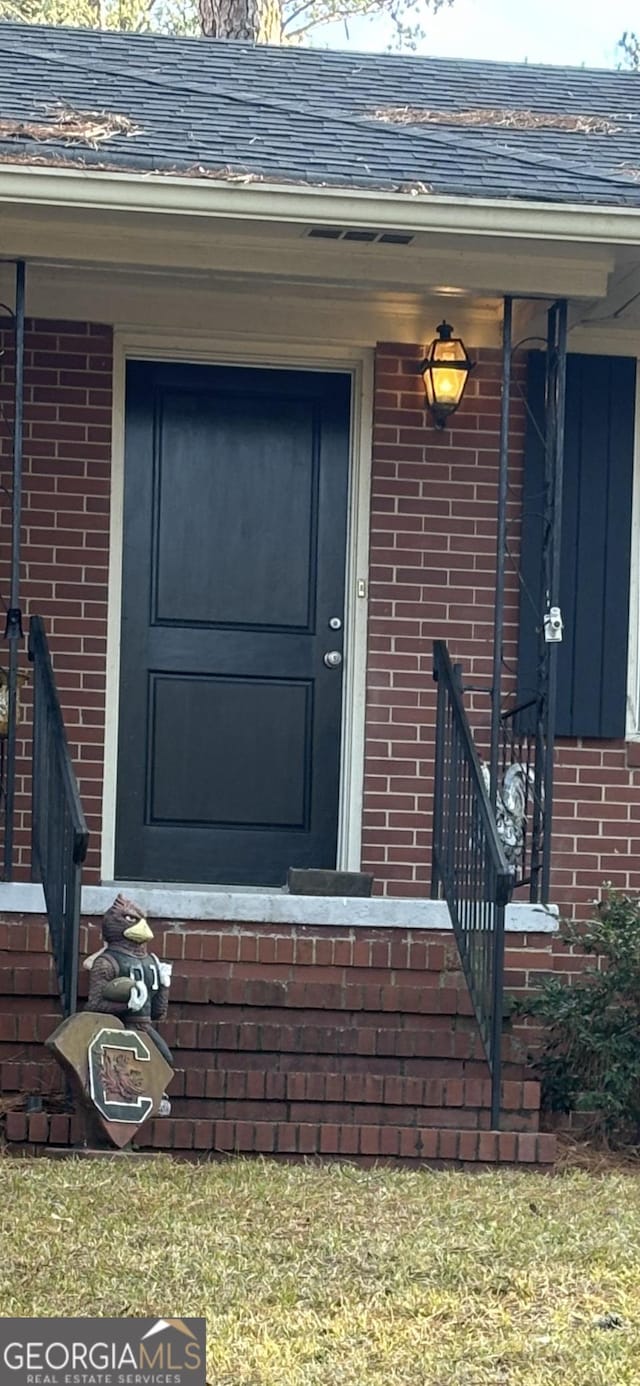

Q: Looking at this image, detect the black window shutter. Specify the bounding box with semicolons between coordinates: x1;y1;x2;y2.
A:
517;351;636;739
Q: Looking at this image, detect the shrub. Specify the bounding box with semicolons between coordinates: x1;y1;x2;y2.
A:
514;889;640;1145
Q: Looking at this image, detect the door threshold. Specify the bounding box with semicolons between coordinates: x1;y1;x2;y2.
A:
103;880;288;896
0;880;558;932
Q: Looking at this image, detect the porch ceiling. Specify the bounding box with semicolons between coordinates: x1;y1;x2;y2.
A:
0;196;617;313
525;251;640;353
0;201;616;305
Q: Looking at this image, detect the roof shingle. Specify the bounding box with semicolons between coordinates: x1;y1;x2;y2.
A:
1;22;640;205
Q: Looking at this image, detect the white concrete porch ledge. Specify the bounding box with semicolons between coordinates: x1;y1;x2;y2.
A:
0;882;559;932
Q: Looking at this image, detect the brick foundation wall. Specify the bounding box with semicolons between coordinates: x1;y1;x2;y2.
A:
0;319;112;881
0;914;557;1164
0;915;550;1093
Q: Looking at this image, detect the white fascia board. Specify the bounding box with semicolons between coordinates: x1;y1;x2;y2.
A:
0;163;640;247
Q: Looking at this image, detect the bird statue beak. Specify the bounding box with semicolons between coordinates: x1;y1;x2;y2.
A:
122;918;153;943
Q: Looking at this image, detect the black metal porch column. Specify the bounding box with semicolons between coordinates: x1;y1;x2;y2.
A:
489;295;513;810
3;259;26;881
540;299;568;903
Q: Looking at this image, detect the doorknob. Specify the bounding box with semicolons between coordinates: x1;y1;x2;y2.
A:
324;650;343;669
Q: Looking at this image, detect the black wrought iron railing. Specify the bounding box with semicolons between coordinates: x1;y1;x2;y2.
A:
29;616;89;1018
500;698;546;902
431;640;512;1128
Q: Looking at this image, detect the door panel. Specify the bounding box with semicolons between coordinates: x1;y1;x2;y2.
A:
148;674;311;828
153;391;317;629
115;361;351;886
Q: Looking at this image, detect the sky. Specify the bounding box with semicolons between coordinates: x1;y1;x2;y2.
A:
314;0;638;68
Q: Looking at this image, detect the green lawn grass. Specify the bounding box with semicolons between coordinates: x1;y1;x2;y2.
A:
1;1155;639;1384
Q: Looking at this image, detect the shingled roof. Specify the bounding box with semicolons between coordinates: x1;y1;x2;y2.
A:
1;21;640;206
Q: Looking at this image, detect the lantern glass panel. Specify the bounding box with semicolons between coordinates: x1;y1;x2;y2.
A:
427;338;468;410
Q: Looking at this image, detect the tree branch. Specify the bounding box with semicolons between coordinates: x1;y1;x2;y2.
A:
284;0;448;37
284;0;394;32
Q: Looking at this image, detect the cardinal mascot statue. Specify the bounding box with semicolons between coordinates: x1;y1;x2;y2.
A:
47;894;176;1145
84;894;173;1065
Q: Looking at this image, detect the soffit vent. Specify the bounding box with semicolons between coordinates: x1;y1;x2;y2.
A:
306;227;414;245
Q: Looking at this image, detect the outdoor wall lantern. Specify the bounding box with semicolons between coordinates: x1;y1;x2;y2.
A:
420;320;474;428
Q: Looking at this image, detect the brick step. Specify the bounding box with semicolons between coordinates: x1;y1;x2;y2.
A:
1;1055;64;1097
167;1067;539;1132
172;1068;540;1114
0;1058;540;1134
0;1009;490;1042
168;1099;538;1133
0;1048;531;1098
166;987;472;1017
0;1090;538;1137
166;977;471;1012
0;923;463;978
3;1109;556;1166
1;966;472;1007
0;964;58;1000
0;1017;527;1062
165;1002;479;1029
162;1011;485;1048
162;1020;527;1064
0;990;525;1059
0;967;474;1013
0;1015;530;1078
0;1032;526;1065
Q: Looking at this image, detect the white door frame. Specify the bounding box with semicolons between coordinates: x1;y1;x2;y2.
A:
101;331;374;885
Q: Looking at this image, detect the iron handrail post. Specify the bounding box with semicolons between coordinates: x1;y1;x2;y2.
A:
3;259;26;881
489;295;513;813
434;642;510;869
489;897;506;1128
432;640;512;1129
431;649;446;898
529;710;545;902
541;300;568;903
28;619;88;859
28;616;89;1017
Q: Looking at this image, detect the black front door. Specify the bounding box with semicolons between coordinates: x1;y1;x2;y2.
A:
115;361;351;886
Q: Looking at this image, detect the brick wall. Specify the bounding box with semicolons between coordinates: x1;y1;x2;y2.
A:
0;321;639;912
364;343;640;914
551;741;640;917
363;346;526;896
0;319;113;880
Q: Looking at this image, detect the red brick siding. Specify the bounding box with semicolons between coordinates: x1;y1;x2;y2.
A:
0;320;112;880
364;343;640;913
551;741;640;916
0;322;638;911
363;345;526;895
